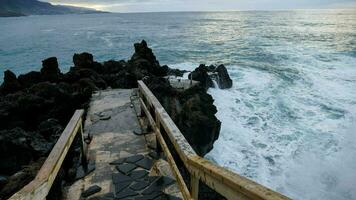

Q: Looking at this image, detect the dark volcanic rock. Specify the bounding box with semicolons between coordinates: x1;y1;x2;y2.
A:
38;118;63;139
0;40;231;198
215;64;232;89
62;67;107;90
0;70;22;95
128;40;167;78
0;158;45;200
73;52;94;68
41;57;61;82
188;64;214;89
163;65;187;77
18;71;42;88
102;60;126;74
177;85;221;155
144;77;221;156
0;128;51;175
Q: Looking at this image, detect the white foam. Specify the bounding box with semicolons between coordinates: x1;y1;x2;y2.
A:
193;63;356;200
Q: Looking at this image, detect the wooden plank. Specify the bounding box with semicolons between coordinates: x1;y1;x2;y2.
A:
140;93;192;200
190;174;199;200
156;129;192;200
9;110;84;200
139;98;157;129
138;80;291;200
188;156;291;200
138;81;197;163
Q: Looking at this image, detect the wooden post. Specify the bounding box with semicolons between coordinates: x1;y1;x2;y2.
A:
139;90;146;118
191;174;199;200
79;121;88;172
155;110;163;155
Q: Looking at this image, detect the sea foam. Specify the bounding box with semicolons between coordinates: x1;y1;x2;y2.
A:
174;62;356;200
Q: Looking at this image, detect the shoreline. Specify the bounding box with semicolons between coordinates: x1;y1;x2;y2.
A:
0;40;232;199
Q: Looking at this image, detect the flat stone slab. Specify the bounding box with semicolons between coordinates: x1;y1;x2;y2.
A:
109;158;126;165
129;170;149;180
142;176;175;195
116;163;137;174
136;157;153;170
116;188;139;199
130;181;150;191
126;154;144;163
82;185;102;198
135;191;163;200
114;181;132;194
62;89;183;200
113;173;133;184
87;192;114;200
75;160;96;180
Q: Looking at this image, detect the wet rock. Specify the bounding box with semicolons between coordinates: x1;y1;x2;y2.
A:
215;64;232;89
41;57;61;82
82;185;102;198
0;70;21;95
188;64;214;89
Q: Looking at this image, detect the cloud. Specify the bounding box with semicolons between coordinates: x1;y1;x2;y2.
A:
43;0;356;12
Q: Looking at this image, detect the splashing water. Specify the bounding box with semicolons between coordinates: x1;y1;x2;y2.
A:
204;63;356;200
1;10;356;199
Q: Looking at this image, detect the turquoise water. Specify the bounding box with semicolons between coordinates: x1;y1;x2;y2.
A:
1;10;356;199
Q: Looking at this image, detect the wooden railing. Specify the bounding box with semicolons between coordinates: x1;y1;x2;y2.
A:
138;80;291;200
9;110;86;200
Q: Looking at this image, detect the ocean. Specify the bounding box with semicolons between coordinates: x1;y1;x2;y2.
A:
0;10;356;200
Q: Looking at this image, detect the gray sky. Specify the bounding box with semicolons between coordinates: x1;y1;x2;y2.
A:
43;0;356;12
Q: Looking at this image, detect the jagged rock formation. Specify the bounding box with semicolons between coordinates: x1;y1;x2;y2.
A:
0;40;232;198
189;64;232;89
215;64;233;89
143;77;221;156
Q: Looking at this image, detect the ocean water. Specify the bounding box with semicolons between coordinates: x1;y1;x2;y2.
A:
1;10;356;199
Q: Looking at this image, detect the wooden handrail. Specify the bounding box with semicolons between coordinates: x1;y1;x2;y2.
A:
138;80;290;200
9;110;85;200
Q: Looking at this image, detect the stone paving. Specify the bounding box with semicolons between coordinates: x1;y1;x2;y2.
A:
62;89;182;200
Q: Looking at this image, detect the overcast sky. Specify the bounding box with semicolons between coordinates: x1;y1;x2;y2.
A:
43;0;356;12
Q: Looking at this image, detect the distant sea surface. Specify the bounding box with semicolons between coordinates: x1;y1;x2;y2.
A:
1;10;356;200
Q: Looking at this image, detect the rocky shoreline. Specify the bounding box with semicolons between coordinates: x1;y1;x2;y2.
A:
0;40;232;199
